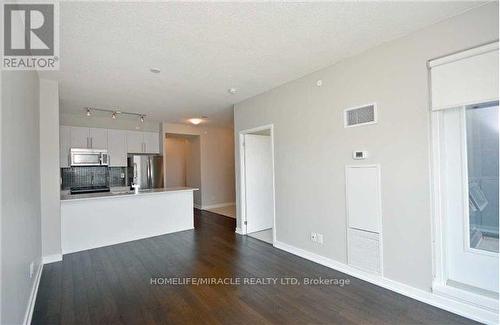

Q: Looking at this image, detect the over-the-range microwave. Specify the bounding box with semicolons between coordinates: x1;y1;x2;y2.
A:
70;148;109;166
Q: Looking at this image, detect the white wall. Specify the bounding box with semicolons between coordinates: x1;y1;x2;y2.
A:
1;71;42;324
162;123;235;208
40;79;61;259
234;3;499;292
165;137;188;187
164;134;202;206
186;135;202;206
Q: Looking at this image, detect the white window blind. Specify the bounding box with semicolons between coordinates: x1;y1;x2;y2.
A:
429;42;498;111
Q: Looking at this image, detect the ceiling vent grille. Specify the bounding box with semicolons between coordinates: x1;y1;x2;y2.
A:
344;103;377;128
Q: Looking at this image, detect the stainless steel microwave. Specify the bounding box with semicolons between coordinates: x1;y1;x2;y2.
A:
70;148;109;166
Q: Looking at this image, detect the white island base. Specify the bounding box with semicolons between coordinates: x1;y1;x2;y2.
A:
61;188;196;254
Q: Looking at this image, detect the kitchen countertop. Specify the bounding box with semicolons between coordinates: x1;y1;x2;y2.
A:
61;187;198;202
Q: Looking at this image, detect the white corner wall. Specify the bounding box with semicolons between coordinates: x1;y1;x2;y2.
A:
1;71;42;325
234;2;498;293
40;79;61;260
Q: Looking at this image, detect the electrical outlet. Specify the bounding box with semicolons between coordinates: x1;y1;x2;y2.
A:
120;173;125;179
29;262;35;278
310;232;317;242
317;233;324;244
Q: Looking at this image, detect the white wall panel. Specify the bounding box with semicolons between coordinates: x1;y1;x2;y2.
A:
346;165;382;233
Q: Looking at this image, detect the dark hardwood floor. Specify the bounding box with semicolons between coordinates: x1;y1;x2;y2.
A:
32;209;475;325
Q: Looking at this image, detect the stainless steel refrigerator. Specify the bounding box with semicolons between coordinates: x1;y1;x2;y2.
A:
127;155;164;189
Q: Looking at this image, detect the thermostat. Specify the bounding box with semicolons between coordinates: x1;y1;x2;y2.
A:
352;150;368;160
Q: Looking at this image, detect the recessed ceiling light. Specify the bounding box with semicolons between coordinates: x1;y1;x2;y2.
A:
150;68;161;74
228;88;237;94
188;118;203;125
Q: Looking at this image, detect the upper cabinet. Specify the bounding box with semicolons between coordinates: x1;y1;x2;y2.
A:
143;132;160;154
60;126;71;168
69;126;108;150
89;128;108;150
126;131;144;153
108;129;127;167
70;126;90;148
126;131;160;154
60;126;160;167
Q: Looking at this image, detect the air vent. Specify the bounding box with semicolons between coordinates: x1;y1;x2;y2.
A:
344;103;377;127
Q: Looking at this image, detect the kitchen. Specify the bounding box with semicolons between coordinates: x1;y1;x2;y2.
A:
58;110;198;255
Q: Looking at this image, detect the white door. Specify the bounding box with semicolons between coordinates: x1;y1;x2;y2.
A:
108;129;127;167
89;128;108;150
439;104;499;292
244;134;274;234
144;132;160;154
126;131;144;153
70;126;90;148
59;126;71;167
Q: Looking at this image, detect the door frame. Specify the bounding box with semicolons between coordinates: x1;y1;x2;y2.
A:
238;124;276;244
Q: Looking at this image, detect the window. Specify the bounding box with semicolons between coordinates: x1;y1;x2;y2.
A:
466;102;499;253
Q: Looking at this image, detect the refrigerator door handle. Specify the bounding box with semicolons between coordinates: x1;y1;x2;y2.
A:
147;158;152;188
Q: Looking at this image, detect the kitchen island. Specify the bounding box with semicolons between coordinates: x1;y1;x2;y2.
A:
61;187;197;254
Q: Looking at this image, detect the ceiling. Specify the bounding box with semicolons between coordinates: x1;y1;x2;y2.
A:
41;1;485;127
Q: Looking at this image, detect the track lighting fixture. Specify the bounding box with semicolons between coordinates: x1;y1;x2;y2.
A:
82;107;146;121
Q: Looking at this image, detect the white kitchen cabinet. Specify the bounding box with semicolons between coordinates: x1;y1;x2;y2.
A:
126;131;144;153
69;126;108;150
70;126;90;148
126;131;160;154
60;126;71;167
108;129;128;166
89;128;108;150
143;132;160;154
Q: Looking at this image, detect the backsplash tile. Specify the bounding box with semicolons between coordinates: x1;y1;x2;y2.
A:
109;167;127;187
61;167;127;190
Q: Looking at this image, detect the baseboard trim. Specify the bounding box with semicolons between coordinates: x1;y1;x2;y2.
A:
42;253;63;264
202;202;235;210
23;261;43;325
273;240;498;325
235;227;244;235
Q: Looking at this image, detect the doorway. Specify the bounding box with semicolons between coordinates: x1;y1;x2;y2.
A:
164;133;202;207
239;125;276;244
